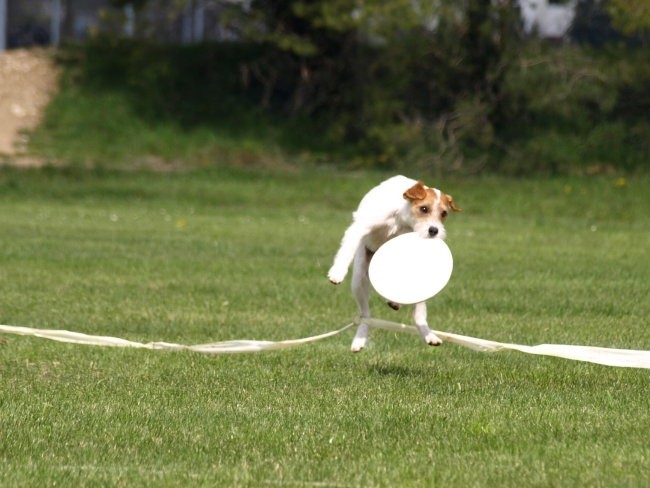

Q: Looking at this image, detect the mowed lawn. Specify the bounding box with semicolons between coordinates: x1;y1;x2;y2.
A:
1;167;648;487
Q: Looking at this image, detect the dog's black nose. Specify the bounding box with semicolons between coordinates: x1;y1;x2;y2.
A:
428;226;439;237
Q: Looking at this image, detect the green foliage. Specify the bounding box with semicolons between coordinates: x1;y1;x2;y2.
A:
28;41;342;168
65;40;254;124
227;0;649;173
24;1;650;174
497;43;650;174
606;0;650;38
239;0;521;170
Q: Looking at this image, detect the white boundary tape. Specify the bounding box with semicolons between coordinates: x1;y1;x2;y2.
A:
362;318;650;369
0;322;355;354
1;319;649;369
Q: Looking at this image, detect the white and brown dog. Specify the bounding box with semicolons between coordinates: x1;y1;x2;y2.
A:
328;175;461;352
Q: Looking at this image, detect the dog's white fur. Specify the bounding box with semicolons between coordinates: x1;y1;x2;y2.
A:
328;175;460;352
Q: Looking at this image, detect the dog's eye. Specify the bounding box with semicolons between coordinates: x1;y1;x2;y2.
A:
419;206;430;214
441;210;448;219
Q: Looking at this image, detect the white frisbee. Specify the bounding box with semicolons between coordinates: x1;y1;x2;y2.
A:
368;233;453;305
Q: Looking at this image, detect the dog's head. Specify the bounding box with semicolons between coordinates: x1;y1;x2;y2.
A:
402;181;461;240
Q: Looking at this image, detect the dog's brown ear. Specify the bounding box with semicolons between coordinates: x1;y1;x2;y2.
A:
446;194;462;212
403;182;428;201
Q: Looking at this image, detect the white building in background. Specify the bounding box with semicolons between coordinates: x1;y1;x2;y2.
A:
519;0;577;39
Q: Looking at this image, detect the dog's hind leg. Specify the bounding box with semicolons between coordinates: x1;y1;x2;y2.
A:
414;302;442;346
350;246;372;352
350;322;370;353
386;301;401;311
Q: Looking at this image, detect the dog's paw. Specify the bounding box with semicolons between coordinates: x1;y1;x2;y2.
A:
424;331;442;347
350;336;367;352
350;322;369;352
417;325;442;347
327;266;347;285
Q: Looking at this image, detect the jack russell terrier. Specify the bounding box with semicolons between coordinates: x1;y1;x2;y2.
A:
328;175;461;352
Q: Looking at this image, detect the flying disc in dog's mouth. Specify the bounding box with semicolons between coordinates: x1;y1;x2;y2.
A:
368;232;453;305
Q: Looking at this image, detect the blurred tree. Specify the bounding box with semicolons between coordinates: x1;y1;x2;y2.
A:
234;0;522;168
79;0;648;173
606;0;650;42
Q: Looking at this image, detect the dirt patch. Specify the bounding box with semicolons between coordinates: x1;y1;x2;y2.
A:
0;48;59;166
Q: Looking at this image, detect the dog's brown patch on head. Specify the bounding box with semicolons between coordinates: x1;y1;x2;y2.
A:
440;193;462;213
403;182;429;202
404;182;440;219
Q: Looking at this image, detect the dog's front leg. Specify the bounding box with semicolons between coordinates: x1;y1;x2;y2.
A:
328;222;370;284
414;302;442;346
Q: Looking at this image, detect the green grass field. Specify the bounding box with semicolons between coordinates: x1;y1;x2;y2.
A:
1;167;648;487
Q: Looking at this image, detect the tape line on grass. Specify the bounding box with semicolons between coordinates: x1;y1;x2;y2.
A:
1;319;649;369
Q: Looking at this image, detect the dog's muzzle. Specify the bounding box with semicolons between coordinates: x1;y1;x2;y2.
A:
428;226;439;237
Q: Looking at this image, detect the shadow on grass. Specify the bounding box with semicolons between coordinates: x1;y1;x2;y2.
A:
369;363;432;378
